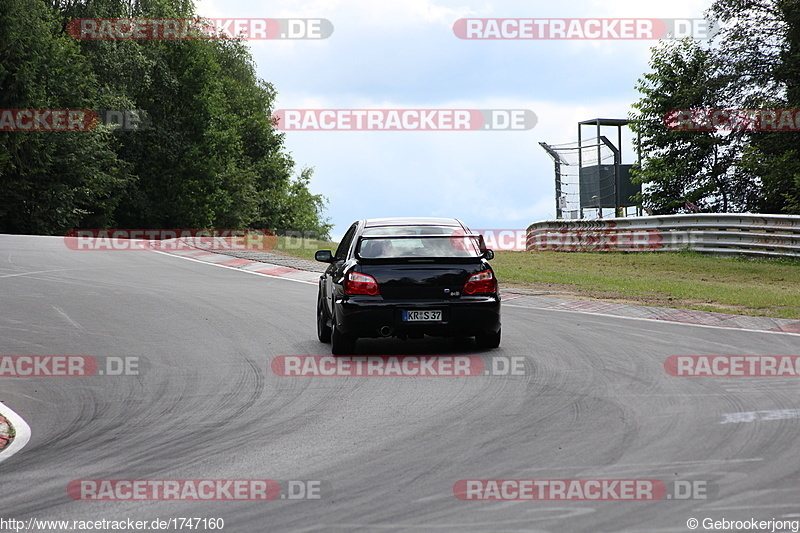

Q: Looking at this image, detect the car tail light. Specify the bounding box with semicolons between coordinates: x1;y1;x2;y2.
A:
463;269;497;295
344;271;380;295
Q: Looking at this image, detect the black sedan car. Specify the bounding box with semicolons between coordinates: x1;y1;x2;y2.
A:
315;217;501;355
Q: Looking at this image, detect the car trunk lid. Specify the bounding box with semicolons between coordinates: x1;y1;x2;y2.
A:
360;261;483;300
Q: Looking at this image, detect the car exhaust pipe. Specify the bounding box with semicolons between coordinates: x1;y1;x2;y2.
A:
379;325;393;337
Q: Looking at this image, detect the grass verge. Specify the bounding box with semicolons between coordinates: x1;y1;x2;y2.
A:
269;235;339;262
491;250;800;319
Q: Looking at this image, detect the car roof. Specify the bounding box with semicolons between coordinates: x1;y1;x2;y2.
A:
363;217;464;228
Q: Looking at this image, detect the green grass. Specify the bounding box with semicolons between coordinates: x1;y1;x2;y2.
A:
271;235;339;261
491;250;800;319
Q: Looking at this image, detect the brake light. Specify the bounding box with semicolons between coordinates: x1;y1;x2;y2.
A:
344;271;380;295
463;269;497;295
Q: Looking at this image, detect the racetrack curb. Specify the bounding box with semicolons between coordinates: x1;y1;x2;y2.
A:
0;414;12;450
0;401;31;463
156;240;321;284
156;239;800;336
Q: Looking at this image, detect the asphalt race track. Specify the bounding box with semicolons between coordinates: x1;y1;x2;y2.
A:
1;234;799;532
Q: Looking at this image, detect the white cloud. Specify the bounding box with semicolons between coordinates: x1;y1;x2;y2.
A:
191;0;715;235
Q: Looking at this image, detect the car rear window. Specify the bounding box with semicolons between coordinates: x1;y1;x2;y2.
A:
358;226;483;259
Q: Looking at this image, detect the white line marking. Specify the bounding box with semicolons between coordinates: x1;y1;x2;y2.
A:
704;504;800;511
0;268;66;279
150;250;318;285
0;402;31;463
515;457;764;473
503;302;800;337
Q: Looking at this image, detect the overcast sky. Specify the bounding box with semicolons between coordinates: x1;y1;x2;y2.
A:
194;0;714;239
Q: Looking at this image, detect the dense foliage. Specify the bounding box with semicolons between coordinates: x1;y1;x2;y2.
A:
0;0;331;237
630;0;800;215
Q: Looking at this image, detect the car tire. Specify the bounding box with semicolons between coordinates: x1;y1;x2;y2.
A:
331;311;357;355
317;292;331;343
475;327;501;349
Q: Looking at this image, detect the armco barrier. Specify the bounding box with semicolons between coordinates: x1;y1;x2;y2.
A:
526;214;800;257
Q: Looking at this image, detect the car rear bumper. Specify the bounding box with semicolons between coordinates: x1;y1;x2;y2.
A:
334;295;500;338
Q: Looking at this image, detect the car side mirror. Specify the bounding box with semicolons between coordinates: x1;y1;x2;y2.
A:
474;234;493;260
315;250;334;263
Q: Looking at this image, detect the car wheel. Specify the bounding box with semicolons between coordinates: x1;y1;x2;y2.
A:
331;311;357;355
317;292;331;343
475;327;501;349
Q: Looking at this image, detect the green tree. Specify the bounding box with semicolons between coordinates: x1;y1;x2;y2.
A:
256;167;333;238
629;39;754;213
0;0;128;233
709;0;800;213
0;0;331;236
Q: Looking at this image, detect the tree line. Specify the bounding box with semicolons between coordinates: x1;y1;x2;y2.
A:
0;0;331;237
631;0;800;215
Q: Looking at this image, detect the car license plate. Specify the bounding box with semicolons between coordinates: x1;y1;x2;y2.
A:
403;310;442;322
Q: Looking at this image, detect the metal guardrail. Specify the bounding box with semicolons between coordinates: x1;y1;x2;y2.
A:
526;214;800;257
